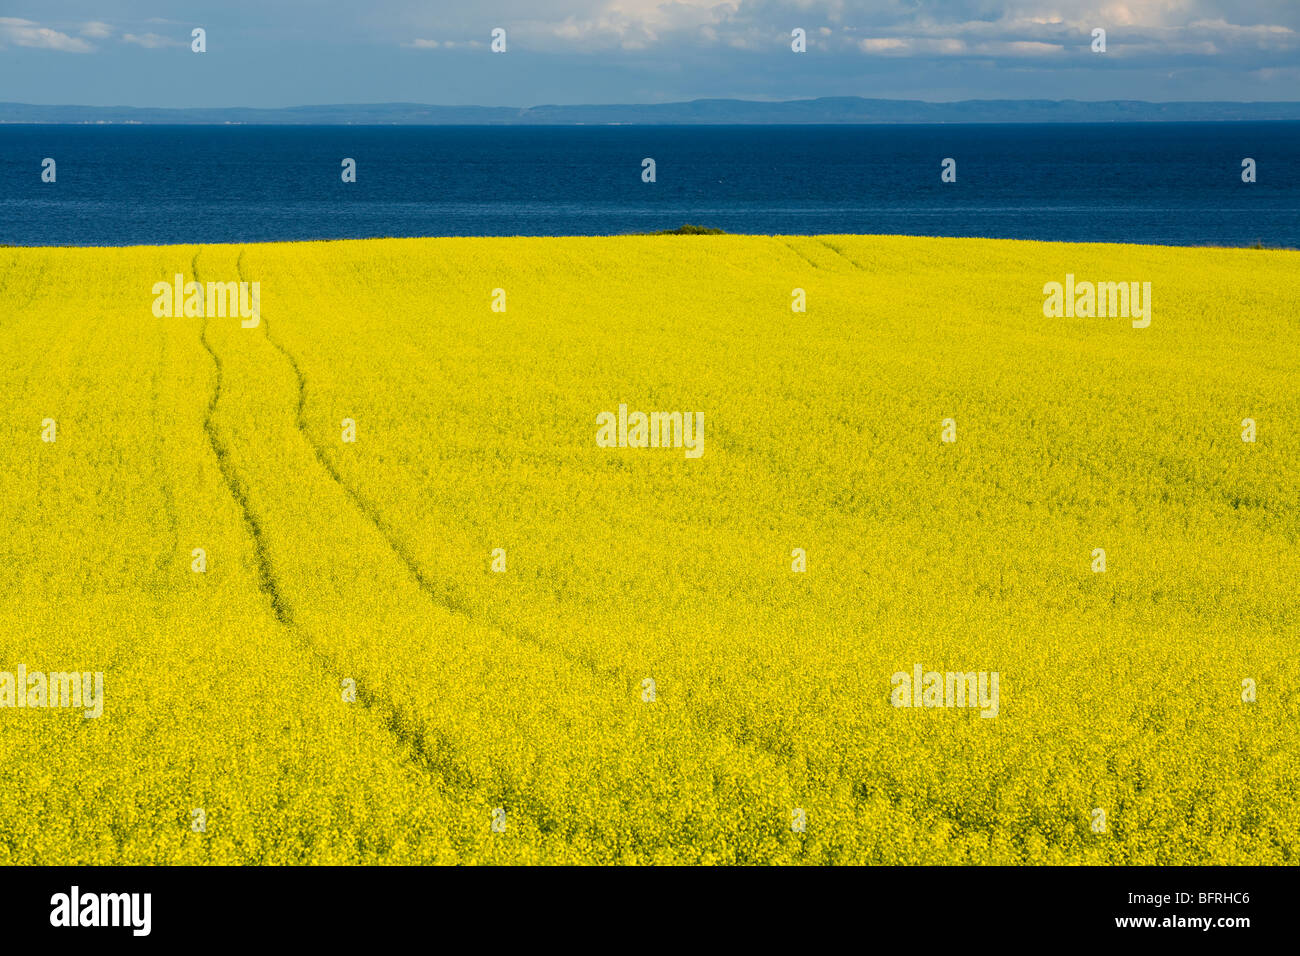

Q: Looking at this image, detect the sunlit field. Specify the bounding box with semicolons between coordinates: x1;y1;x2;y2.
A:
0;235;1295;864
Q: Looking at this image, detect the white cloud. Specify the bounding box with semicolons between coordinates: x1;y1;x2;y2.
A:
402;38;483;49
846;6;1295;60
0;17;95;52
993;40;1065;56
390;1;1294;62
80;22;114;40
859;37;909;53
511;0;741;52
122;32;185;49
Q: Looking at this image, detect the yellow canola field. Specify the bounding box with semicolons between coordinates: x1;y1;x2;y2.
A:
0;235;1295;864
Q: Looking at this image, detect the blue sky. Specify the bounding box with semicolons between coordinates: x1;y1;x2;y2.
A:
1;1;1297;107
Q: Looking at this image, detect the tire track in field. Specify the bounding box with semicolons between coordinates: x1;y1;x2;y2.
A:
239;253;706;839
238;252;628;688
192;251;476;800
235;252;840;802
195;250;295;626
252;273;815;839
780;238;822;269
239;246;876;801
195;249;578;845
817;238;869;271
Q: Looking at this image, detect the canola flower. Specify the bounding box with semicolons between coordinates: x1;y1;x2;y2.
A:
0;235;1295;864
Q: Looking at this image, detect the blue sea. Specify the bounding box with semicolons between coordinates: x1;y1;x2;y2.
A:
2;123;1297;246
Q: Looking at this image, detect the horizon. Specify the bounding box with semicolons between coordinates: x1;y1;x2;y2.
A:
9;95;1300;108
5;95;1300;126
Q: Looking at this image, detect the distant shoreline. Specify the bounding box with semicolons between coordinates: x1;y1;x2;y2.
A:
4;97;1300;125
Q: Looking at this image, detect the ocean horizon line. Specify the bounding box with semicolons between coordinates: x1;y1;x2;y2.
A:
4;97;1300;126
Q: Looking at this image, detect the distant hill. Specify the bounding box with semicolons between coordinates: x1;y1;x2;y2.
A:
3;98;1300;125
